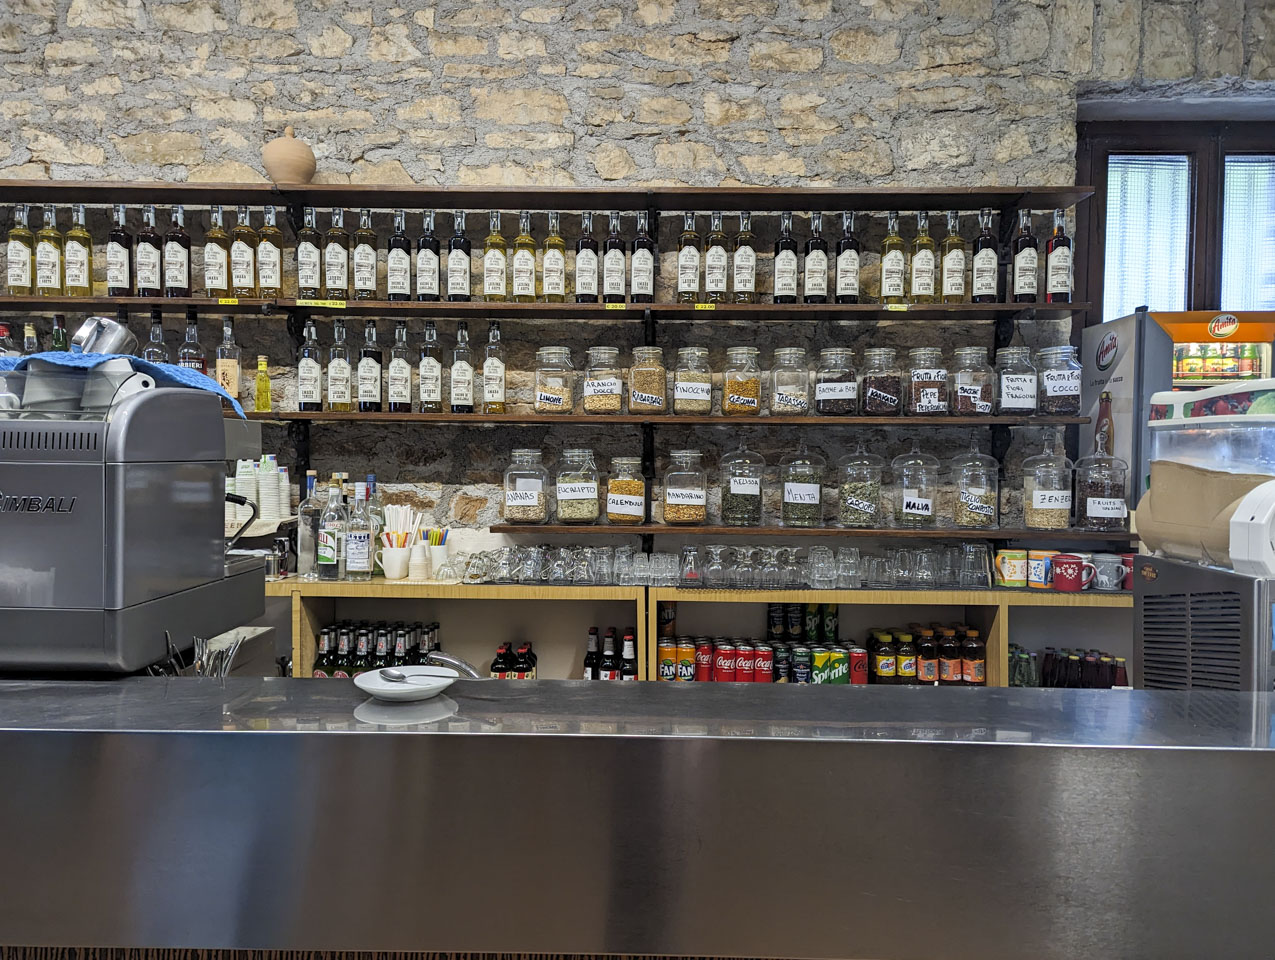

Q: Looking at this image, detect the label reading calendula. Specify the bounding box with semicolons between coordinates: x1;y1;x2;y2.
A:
606;493;644;516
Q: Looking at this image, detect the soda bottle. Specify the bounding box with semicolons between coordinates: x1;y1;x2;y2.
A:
526;641;539;679
938;629;962;686
490;643;511;679
620;632;639;681
599;631;620;680
961;629;986;686
512;644;533;680
583;628;600;680
871;633;896;685
895;633;918;685
916;629;939;684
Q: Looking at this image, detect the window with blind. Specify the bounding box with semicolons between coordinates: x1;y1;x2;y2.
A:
1102;154;1191;322
1221;155;1275;310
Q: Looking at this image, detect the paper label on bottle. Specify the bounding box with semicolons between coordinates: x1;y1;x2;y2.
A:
346;531;372;571
325;242;348;290
583;376;621;396
1047;245;1071;294
230;239;254;288
357;356;382;402
447;249;470;295
215;358;240;397
557;481;598;500
575;248;598;295
298;357;322;403
34;240;59;290
450;360;473;404
353;242;376;292
843;494;874;514
257;241;280;289
732;245;755;293
959;491;995;516
297;241;320;289
1013;246;1038;295
774;249;798;297
607;492;644;516
836;248;859;296
910;249;935;297
419;356;442;402
902;495;933;516
7;240;29;286
622;247;649;295
327;357;351;403
942;248;965;296
727;392;760;409
816;381;857;400
543;249;565;295
62;240;87;288
107;241;129;287
972;247;997;296
704;244;728;292
1032;489;1072;509
603;248;625;296
512;249;535;297
388;357;412;402
205;245;230;292
416;248;439;295
881;249;905;297
162;241;187;289
387;249;411;295
783;482;820;505
666;487;706;505
316;528;338;564
506;488;541;506
676;245;700;294
630;389;663;408
804;249;828;297
999;373;1037;408
136;242;161;289
1042;368;1081;396
674;380;711;401
730;476;761;496
483;248;506;296
1086;496;1127;518
772;389;808;410
483;357;505;402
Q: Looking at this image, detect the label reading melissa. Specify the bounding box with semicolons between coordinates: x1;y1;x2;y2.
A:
730;476;761;496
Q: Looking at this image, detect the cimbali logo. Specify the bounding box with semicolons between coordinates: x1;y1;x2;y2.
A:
0;490;77;514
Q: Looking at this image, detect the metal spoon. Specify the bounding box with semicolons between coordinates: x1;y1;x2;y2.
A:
379;667;436;684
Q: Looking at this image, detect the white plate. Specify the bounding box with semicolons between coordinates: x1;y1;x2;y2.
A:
354;695;458;727
353;665;460;701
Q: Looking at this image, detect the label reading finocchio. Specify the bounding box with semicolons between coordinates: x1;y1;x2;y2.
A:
674;381;712;401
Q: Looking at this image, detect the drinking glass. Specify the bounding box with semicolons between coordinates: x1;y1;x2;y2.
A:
613;546;634;585
913;548;938;588
731;546;756;589
591;545;614;585
704;544;728;588
809;546;837;589
835;547;860;589
959;543;991;588
890;548;913;587
780;547;802;588
760;546;783;590
631;553;650;586
680;545;703;588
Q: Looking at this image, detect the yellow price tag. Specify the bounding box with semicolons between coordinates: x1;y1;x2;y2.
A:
694;302;716;310
604;302;626;310
217;297;239;305
295;299;347;309
885;303;909;311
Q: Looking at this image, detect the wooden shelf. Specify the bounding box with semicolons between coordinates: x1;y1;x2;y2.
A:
266;580;643;601
490;524;1139;541
648;587;1133;608
0;294;280;315
247;410;1089;427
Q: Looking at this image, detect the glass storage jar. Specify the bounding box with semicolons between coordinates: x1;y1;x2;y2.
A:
906;346;948;416
995;346;1037;416
891;441;939;527
503;448;549;523
606;456;646;525
779;439;825;527
720;442;766;526
673;345;713;414
951;346;995;416
555;448;600;524
860;347;903;416
583;345;623;414
1037;344;1082;416
815;347;857;415
770;347;810;415
1023;429;1073;529
723;346;762;416
628;345;667;414
837;441;884;527
1075;434;1128;531
662;449;707;524
534;346;574;414
950;438;999;529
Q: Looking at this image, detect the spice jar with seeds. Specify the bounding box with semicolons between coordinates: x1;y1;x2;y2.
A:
583;345;623;414
906;346;948;416
662;449;707;524
673;345;713;414
555;448;600;524
770;346;811;415
951;345;995;416
503;448;549;524
837;441;883;527
606;456;646;525
780;439;824;528
1075;432;1128;531
815;347;857;415
1037;344;1082;416
723;345;762;416
720;441;765;526
1023;429;1073;529
950;437;999;529
995;346;1037;416
891;441;939;527
860;346;903;416
534;346;575;414
628;345;667;414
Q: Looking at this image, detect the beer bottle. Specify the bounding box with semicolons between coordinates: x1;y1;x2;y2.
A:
332;628;353;678
389;629;410;668
511;644;532;680
938;629;962;686
371;630;391;671
583;628;600;680
916;629;940;685
599;631;620;680
872;632;897;685
350;631;373;678
620;632;639;681
895;632;918;685
312;629;335;678
961;630;986;686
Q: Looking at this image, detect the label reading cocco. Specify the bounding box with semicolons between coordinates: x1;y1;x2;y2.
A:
1042;369;1081;396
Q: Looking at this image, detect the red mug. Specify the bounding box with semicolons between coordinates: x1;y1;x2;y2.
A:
1122;553;1136;591
1052;553;1096;592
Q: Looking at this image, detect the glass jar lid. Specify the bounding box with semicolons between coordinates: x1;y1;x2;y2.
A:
1038;344;1077;363
633;345;664;363
721;441;766;469
996;345;1033;364
677;345;709;362
611;456;642;470
726;346;760;359
818;347;853;362
587;345;619;364
837;440;884;471
950;437;997;472
774;346;807;364
908;346;942;361
561;447;595;466
511;448;543;463
536;345;572;363
1023;430;1073;473
669;448;703;465
891;440;939;472
954;345;988;364
780;439;825;469
863;346;897;363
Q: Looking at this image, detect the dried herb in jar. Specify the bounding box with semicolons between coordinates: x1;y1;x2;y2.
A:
629;366;667;413
955;489;997;527
723;375;762;415
838;479;880;526
606;477;646;525
673;371;713;414
722;490;761;525
954;382;994;415
861;374;903;415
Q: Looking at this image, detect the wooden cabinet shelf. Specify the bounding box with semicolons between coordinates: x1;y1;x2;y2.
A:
490;524;1138;541
246;411;1089;427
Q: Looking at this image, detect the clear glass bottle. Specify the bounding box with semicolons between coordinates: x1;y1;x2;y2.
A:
543;211;567;302
704;211;728;303
879;211;905;305
555;448;600;524
723;345;762;416
483;210;507;302
606;456;646;525
214;315;240;401
815;347;857;416
951;438;999;529
940;210;966;303
906;346;948;416
323;208;350;301
770;347;810;416
64;203;92;297
504;448;549;524
908;210;936;304
583;345;622;414
295;206;321;299
257;205;283;299
387;319;413;413
995;346;1038;416
163;205;191;298
7;203;34;296
326;316;352;411
720;442;765;526
676;212;701;304
732;211;757;303
1023;429;1073;530
1075;434;1129;532
951;345;995;416
860;346;903;416
837;441;884;528
345;482;373;581
450;319;475;413
316;477;348;581
663;449;707;525
780;439;824;528
892;441;939;528
481;319;505;414
255;355;272;413
34;205;63;297
418;319;442;413
231;205;258;298
512;210;537;303
351;208;376;300
1037;344;1082;416
534;345;574;414
297;471;320;580
142;308;170;364
628;345;667;414
297;317;322;411
673;345;712;414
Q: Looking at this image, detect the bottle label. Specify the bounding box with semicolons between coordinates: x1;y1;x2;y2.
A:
962;659;986;684
836;248;859;296
327;357;351;403
1013;246;1038;295
584;376;620;396
939;659;961;682
909;249;935;297
897;655;918;678
1087;496;1127;518
512;249;535;297
557;481;597;500
606;492;644;516
357;356;381;402
107;241;129;287
576;248;598;295
202;244;228;292
1000;373;1037;409
483;248;506;295
666;487;706;505
972;247;997;296
733;245;755;293
7;240;29;286
387;249;410;295
483;356;505;402
1047;245;1071;294
816;380;857;400
297;241;320;289
298;358;322;404
419;356;442;402
730;476;761;495
451;360;473;404
325;243;348;290
880;249;905;297
674;379;711;402
388;357;412;402
902;495;933;516
873;654;896;677
604;248;626;296
346;531;372;572
705;244;728;292
163;241;187;289
1032;489;1072;509
1042;368;1081;396
631;248;654;295
230;239;254;288
215;358;240;398
258;241;281;290
416;248;439;295
353;242;376;292
316;528;338;564
942;248;965;296
804;249;828;297
774;249;798;296
35;240;60;290
61;240;87;288
136;242;161;289
677;245;700;293
543;249;566;295
783;482;820;504
447;249;470;295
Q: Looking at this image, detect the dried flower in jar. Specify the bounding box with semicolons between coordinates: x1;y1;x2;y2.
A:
954;489;997;527
861;374;903;415
723;375;761;415
606;477;646;525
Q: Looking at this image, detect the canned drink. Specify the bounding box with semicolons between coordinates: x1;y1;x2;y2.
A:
657;638;677;682
772;642;791;683
828;647;849;684
791;644;812;684
676;637;696;682
714;641;737;681
753;642;774;683
735;641;755;682
810;645;831;684
694;638;714;682
785;603;805;642
767;603;785;643
849;644;869;684
822;603;839;644
805;603;821;645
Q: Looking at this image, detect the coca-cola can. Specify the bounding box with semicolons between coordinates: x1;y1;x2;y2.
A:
753;642;774;683
714;641;737;682
849;644;869;685
735;641;755;682
694;638;714;682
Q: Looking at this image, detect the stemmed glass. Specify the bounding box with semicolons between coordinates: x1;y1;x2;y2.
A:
731;546;757;589
760;546;783;590
703;544;728;588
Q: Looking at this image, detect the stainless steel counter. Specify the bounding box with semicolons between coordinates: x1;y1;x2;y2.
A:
2;679;1273;959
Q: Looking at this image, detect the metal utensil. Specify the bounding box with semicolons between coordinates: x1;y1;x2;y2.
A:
378;667;435;685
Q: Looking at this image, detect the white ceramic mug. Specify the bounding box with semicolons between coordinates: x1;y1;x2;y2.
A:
377;546;411;580
1093;552;1131;592
428;544;449;579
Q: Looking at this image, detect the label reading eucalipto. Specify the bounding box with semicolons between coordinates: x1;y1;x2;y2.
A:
557;482;598;500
